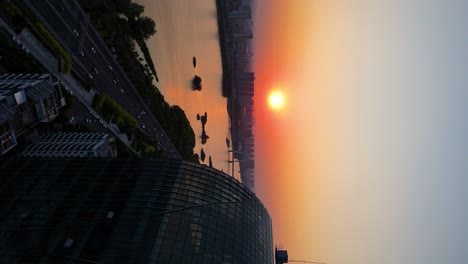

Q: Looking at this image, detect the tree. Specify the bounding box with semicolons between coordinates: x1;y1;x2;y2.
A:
135;16;156;40
114;0;131;13
126;2;144;18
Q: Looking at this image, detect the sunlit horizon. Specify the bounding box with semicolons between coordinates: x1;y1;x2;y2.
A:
254;0;468;263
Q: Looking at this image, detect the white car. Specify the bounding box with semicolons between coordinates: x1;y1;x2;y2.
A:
91;47;96;53
120;89;124;93
108;65;113;70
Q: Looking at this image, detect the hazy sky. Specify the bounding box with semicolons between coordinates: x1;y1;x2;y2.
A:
253;1;468;263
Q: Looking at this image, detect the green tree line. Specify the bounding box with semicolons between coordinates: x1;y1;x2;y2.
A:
33;22;72;74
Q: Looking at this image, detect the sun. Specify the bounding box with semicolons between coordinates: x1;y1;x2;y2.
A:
268;90;286;111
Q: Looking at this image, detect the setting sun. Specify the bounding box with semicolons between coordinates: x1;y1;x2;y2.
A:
268;90;286;111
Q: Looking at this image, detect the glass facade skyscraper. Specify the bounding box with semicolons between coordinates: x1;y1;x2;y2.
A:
0;158;273;264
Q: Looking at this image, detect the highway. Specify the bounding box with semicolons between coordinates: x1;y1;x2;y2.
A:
22;0;181;159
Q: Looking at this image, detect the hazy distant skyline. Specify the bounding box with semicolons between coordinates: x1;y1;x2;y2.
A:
253;1;468;263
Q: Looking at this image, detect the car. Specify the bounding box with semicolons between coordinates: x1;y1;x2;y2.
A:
79;51;85;57
120;89;124;93
73;29;79;37
108;65;113;70
93;67;99;74
88;74;93;79
142;125;146;129
91;47;96;53
112;79;117;84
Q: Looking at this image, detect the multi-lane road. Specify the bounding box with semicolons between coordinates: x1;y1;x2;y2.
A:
22;0;181;159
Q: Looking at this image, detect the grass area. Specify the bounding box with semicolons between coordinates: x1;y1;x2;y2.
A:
93;93;136;135
33;22;72;74
93;93;163;157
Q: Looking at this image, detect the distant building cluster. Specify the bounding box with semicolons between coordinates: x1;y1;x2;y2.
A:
0;73;66;155
218;0;256;191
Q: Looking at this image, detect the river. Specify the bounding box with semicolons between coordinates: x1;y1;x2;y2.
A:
136;0;235;177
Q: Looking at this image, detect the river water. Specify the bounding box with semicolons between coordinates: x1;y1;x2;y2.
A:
136;0;234;177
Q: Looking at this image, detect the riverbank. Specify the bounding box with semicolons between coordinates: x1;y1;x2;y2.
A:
77;0;199;162
135;0;231;173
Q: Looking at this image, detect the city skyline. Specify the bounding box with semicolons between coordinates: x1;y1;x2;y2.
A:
2;0;468;263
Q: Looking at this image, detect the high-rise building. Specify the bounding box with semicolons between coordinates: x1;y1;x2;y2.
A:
21;132;114;157
0;158;273;264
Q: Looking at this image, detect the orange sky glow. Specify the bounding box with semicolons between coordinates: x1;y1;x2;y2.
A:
253;1;468;264
253;0;331;261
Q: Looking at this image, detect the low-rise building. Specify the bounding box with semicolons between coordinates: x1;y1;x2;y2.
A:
21;132;114;157
0;73;65;155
